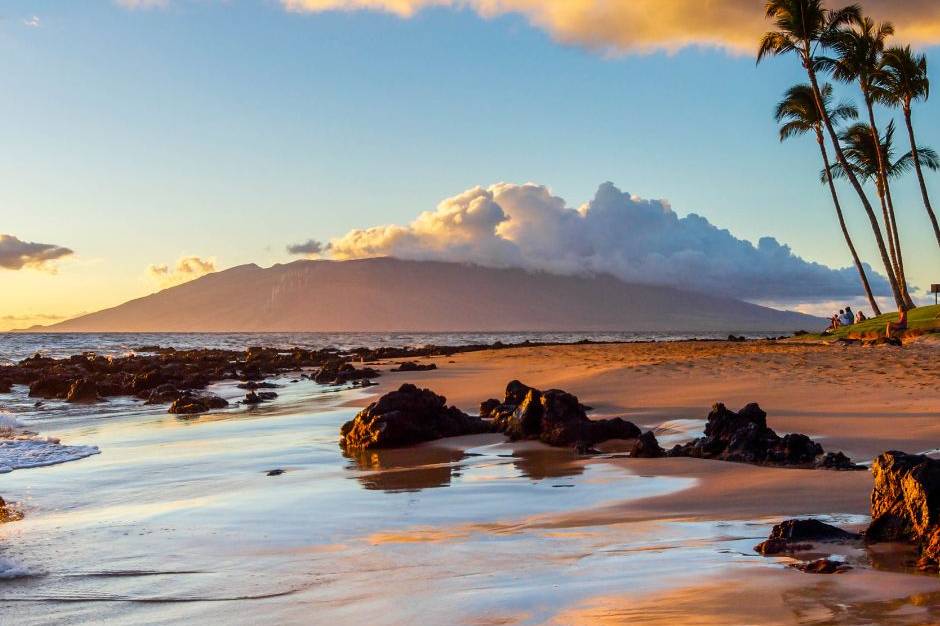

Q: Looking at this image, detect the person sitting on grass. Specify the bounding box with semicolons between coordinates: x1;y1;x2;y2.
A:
841;306;854;326
855;310;867;324
886;307;908;338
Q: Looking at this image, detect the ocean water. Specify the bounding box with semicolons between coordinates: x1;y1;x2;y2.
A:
0;330;787;363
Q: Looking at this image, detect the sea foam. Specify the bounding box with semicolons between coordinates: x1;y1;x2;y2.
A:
0;413;100;474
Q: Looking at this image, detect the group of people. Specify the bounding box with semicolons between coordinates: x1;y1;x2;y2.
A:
827;306;866;331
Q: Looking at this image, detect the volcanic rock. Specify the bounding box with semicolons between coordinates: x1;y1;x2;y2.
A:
391;361;437;372
867;451;940;568
668;402;860;469
484;380;641;448
66;378;101;403
339;384;488;450
169;392;229;415
630;431;666;458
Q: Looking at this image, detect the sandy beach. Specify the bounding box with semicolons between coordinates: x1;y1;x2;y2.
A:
2;338;940;625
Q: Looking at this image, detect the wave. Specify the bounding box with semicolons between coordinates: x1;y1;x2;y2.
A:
0;413;99;474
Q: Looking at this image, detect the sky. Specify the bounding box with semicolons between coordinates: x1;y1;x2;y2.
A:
2;0;940;330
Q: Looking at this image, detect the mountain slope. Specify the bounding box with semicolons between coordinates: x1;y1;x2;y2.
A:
39;258;823;332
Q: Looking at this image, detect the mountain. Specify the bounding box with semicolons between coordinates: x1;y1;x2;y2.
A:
37;258;823;332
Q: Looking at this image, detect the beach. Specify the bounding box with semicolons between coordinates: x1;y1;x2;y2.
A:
2;338;940;624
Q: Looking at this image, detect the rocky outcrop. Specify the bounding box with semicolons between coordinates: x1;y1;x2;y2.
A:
168;392;229;415
481;381;641;448
867;451;940;570
66;378;101;403
28;376;71;399
391;362;437;372
754;518;860;555
629;431;666;458
314;362;380;385
667;403;862;469
340;384;488;450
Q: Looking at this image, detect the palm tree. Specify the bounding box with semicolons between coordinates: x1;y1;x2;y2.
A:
757;0;907;309
820;16;914;306
830;121;939;304
776;83;881;314
877;45;940;249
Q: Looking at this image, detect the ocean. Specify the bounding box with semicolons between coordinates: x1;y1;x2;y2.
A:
0;330;786;363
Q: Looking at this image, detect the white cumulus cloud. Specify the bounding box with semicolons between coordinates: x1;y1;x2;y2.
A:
328;181;892;303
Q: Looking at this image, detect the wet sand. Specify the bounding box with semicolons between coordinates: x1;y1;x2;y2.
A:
2;339;940;624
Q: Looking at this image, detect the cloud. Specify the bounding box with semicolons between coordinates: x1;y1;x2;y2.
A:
0;313;67;322
287;239;325;257
280;0;940;54
0;234;74;272
147;255;216;287
23;16;40;28
329;181;892;303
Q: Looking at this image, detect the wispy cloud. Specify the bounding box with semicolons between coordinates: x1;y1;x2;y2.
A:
147;255;216;288
328;181;892;304
280;0;940;54
0;234;73;272
23;15;40;28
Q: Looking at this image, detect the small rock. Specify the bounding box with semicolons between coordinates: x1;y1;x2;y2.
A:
629;431;665;458
391;361;438;372
790;558;851;574
169;392;229;415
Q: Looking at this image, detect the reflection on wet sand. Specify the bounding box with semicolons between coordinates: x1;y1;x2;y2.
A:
550;568;940;626
344;437;587;492
344;446;469;491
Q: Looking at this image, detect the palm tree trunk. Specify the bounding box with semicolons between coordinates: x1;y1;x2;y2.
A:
818;133;882;315
903;106;940;249
804;55;905;309
883;182;915;308
864;97;911;307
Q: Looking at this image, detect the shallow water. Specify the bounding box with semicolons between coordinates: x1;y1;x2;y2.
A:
1;371;938;624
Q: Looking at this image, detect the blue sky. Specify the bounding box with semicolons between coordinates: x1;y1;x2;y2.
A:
2;1;939;327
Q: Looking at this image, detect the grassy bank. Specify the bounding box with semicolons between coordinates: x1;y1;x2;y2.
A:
800;304;940;340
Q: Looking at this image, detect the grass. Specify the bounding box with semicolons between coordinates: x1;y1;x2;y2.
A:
799;303;940;340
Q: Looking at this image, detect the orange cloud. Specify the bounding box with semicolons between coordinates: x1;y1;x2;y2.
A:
280;0;940;54
147;255;216;288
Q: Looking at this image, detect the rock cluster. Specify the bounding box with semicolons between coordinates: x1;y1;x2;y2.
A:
340;384;488;450
667;402;862;469
2;347;337;405
313;362;380;385
391;362;437;372
867;451;940;570
754;518;860;555
168;392;229;415
480;380;641;448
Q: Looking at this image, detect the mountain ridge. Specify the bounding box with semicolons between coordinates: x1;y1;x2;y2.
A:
34;258;824;332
